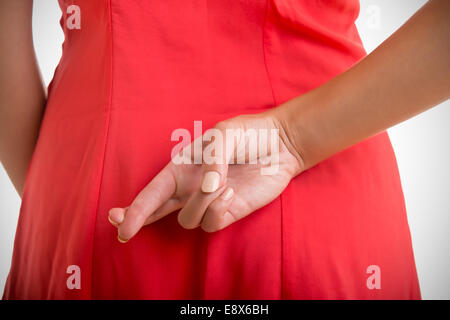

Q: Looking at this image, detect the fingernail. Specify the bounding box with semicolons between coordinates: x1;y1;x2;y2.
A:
221;187;234;201
117;234;128;243
201;171;220;193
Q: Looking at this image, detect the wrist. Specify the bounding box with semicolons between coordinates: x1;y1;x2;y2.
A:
266;100;309;176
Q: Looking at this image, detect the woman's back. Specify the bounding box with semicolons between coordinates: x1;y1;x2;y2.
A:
3;0;420;299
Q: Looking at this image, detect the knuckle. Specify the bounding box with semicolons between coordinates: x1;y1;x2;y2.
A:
129;200;148;219
214;120;231;132
206;202;222;217
148;186;164;204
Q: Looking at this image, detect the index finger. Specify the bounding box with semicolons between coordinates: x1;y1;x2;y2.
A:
117;164;176;242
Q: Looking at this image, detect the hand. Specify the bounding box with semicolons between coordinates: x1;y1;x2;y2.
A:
108;111;304;242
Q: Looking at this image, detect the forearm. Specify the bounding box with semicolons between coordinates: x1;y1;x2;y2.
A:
0;0;46;197
274;0;450;172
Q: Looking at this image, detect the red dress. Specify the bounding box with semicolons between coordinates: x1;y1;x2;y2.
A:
4;0;421;299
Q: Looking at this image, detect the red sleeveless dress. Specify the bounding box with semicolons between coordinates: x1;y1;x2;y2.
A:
4;0;421;299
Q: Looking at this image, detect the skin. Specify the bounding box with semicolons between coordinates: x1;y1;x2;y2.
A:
0;1;448;241
0;0;46;197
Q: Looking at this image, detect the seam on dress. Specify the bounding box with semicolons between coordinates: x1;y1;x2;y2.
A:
262;0;283;299
262;0;278;107
88;0;115;299
279;194;285;299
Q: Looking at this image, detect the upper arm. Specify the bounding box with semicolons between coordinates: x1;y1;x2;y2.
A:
0;0;38;91
0;0;45;116
0;0;34;61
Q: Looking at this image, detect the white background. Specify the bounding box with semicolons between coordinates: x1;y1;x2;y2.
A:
0;0;449;299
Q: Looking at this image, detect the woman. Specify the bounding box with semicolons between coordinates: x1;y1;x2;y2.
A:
0;0;448;299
